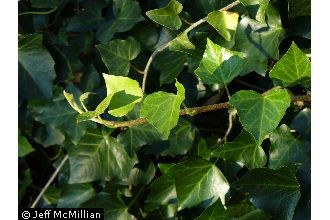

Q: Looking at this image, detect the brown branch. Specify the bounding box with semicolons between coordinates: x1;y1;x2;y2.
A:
92;94;310;128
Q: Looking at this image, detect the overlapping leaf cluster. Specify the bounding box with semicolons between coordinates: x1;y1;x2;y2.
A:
19;0;311;219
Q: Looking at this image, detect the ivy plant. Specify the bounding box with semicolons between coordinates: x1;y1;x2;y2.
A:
19;0;311;219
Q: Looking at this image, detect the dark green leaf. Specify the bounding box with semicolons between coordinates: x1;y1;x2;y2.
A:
167;157;230;210
18;34;56;100
68;128;137;183
288;0;311;18
232;165;301;220
236;209;271;220
140;81;185;138
195;199;230;220
96;37;141;76
290;108;311;141
66;7;104;32
31;0;64;8
18;130;34;157
80;192;134;220
43;186;61;205
57;183;95;208
146;0;183;30
239;0;270;23
127;161;156;185
269;124;310;169
96;0;144;42
229;89;291;145
212;130;266;169
34;126;65;147
270;42;311;89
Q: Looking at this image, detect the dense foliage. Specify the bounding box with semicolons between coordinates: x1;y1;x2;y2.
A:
18;0;311;219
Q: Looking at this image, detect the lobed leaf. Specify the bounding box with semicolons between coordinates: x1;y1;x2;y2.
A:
207;11;239;41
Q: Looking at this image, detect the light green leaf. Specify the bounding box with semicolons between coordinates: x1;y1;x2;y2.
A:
57;183;95;208
63;90;83;113
43;186;60;205
239;0;270;23
18;34;56;100
95;95;113;115
167;157;230;210
195;199;230;220
146;0;183;30
233;7;285;75
232;165;301;220
96;37;141;76
77;111;99;122
270;42;311;89
288;0;310;18
207;11;239;41
80;192;134;220
229;89;291;145
96;0;144;42
269;124;310;169
103;74;143;117
168;32;195;54
79;92;94;111
68;128;137;183
140;81;185;138
18;130;35;157
35;100;94;144
212;130;266;169
194;38;244;85
153;50;187;85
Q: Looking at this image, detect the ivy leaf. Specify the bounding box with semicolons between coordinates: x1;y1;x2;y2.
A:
235;209;271;220
145;174;177;210
233;6;285;75
146;0;183;30
168;33;195;54
207;11;239;41
167;157;230;210
195;38;244;85
127;160;156;185
57;183;95;208
291;108;311;141
288;0;311;18
140;81;185;138
34;126;65;147
96;37;141;76
269;124;310;169
195;199;230;220
35;100;94;144
229;89;291;145
18;130;35;157
232;165;301;220
270;42;311;89
226;201;271;219
18;34;56;100
153;50;187;85
96;0;144;43
80;192;134;220
239;0;270;23
31;0;64;8
68;128;137;184
211;130;266;169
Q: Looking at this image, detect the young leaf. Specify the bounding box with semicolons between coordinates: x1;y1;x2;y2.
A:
168;32;195;54
232;165;301;220
57;183;95;208
18;34;56;100
68;128;137;183
207;11;239;41
211;130;267;169
269;124;310;169
239;0;270;23
96;0;144;42
96;37;141;76
167;157;230;210
194;38;244;85
140;81;185;138
270;42;311;89
146;0;183;30
229;89;291;145
195;199;230;220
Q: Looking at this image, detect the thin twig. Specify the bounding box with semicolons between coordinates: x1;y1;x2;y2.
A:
83;94;310;128
219;108;237;144
141;0;241;92
19;7;58;16
30;155;69;208
131;65;145;75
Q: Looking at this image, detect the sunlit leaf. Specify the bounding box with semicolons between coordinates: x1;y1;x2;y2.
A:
207;11;239;41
